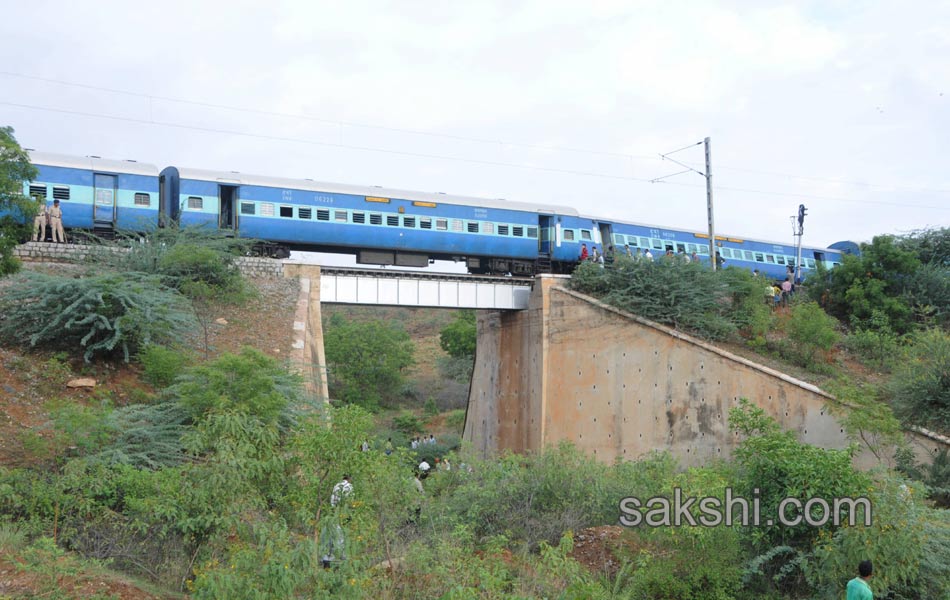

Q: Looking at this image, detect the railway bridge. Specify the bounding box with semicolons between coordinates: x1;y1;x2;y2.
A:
16;243;948;467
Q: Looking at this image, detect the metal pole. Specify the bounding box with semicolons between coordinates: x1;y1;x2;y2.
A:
705;137;716;271
796;222;804;283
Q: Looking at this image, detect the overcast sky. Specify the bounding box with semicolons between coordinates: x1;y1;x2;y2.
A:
1;0;947;261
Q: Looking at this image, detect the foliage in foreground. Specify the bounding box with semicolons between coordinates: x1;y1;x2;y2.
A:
0;126;39;276
2;339;948;600
0;271;196;362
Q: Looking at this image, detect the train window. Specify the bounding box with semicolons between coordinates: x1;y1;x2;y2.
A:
260;203;275;216
527;227;537;238
626;235;637;246
436;219;448;230
352;212;365;224
512;226;524;237
562;229;573;241
298;207;311;219
721;248;732;258
806;259;816;268
637;237;647;247
467;222;479;233
580;230;592;240
53;186;70;201
833;262;840;267
499;224;510;236
744;251;753;260
676;243;686;253
776;256;786;265
483;222;494;234
134;193;150;206
652;239;663;250
403;216;416;228
29;184;47;199
241;202;255;215
188;196;203;210
387;215;399;226
699;246;709;255
420;217;431;229
334;210;347;222
370;213;382;225
754;252;763;262
280;206;293;218
316;209;330;221
765;255;775;263
452;220;463;231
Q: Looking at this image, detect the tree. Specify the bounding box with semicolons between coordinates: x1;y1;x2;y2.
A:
896;226;950;266
821;235;922;334
323;314;415;410
0;126;39;275
439;310;476;359
781;301;841;372
889;328;950;433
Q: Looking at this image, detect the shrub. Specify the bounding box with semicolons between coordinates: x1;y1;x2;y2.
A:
84;225;254;291
780;301;840;372
323;314;415;410
890;328;950;433
423;397;439;417
445;409;466;433
393;411;423;436
0;271;196;362
730;399;869;550
138;344;190;388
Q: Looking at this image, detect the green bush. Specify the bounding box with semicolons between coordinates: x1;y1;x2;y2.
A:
890;328;950;433
393;411;423;436
323;314;415;410
423;397;439;417
445;409;466;432
439;310;476;359
730;399;869;550
780;301;840;372
0;271;196;362
845;328;899;371
85;225;253;289
138;344;190;388
0;126;39;277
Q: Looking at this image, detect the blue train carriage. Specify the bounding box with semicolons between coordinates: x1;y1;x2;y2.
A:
591;216;850;279
161;165;575;273
26;152;161;235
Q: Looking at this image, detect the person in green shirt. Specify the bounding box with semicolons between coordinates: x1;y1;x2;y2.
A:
846;560;873;599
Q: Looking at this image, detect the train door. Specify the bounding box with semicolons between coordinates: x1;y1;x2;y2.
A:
538;215;553;254
93;173;117;229
597;223;614;251
219;185;238;231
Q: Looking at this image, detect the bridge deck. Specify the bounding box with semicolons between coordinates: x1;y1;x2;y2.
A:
318;267;533;309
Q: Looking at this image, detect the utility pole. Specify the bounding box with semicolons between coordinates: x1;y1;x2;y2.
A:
704;137;716;271
795;204;807;283
653;137;717;269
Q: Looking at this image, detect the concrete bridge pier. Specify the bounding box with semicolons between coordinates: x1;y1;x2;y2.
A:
464;276;947;468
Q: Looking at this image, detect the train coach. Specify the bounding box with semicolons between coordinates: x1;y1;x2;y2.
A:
22;151;854;278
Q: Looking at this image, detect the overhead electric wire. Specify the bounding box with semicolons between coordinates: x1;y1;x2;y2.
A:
1;82;948;211
6;70;947;196
0;70;660;162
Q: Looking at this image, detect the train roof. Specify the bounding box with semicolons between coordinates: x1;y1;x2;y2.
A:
585;213;846;253
28;151;160;177
171;165;580;216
